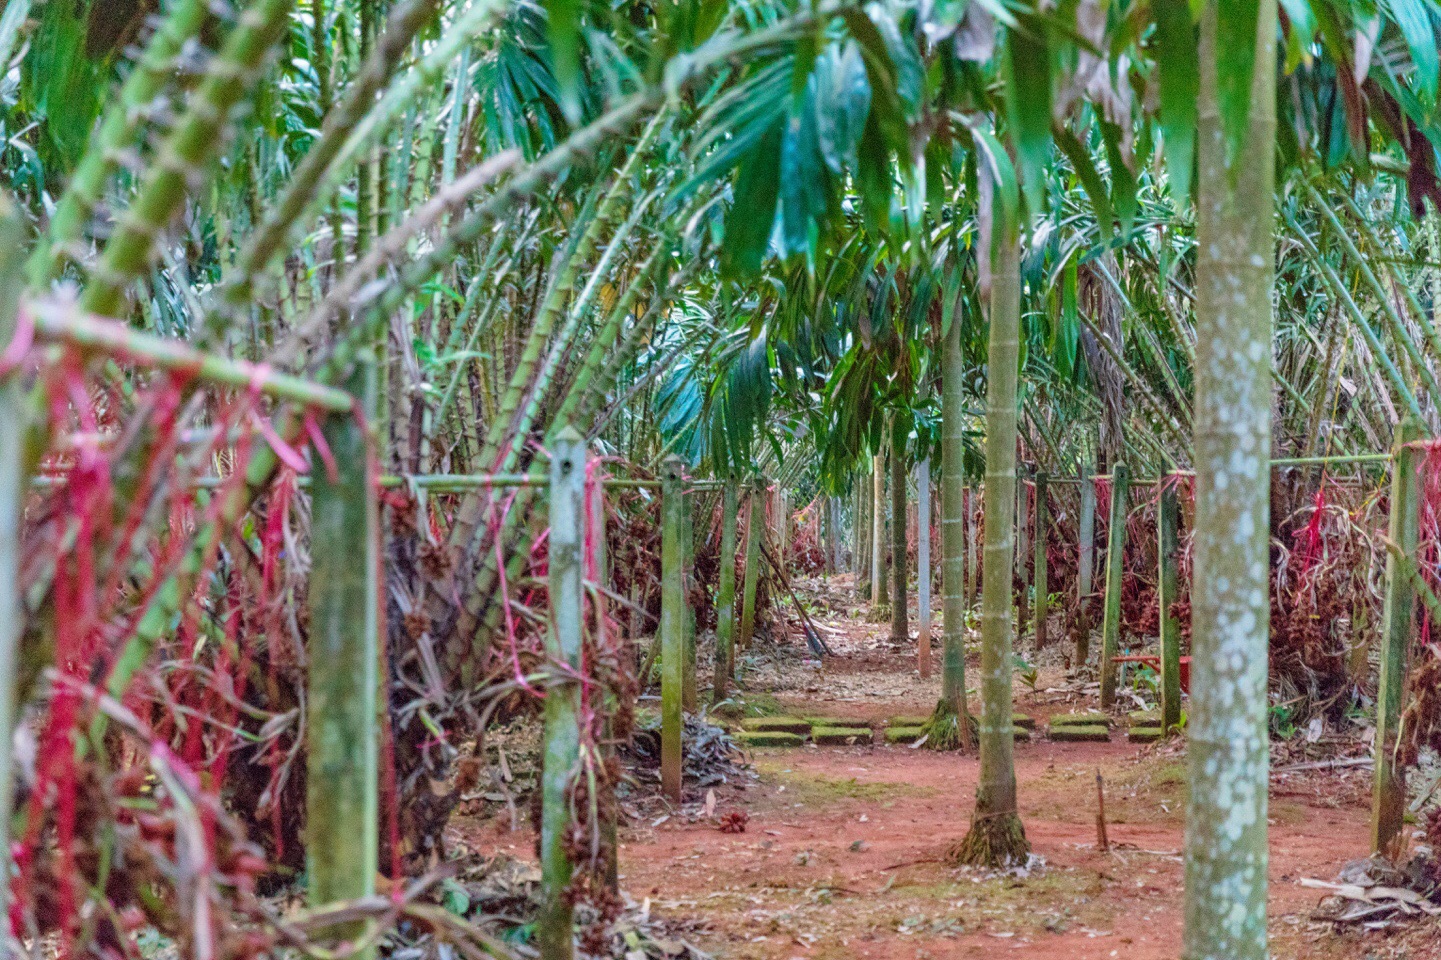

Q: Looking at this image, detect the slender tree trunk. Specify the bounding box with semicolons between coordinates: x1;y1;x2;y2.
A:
856;469;872;599
1158;473;1182;733
1032;471;1049;649
1098;462;1129;708
1075;458;1096;671
890;419;909;642
659;457;685;802
873;455;888;608
1015;467;1029;642
926;309;973;749
1184;3;1277;956
0;198;26;934
917;458;932;679
714;480;739;698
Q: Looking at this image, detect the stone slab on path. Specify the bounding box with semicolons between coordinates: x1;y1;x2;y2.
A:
741;716;812;735
884;725;926;744
812;726;873;746
738;730;806;748
1128;726;1165;743
1048;723;1111;742
1050;711;1113;727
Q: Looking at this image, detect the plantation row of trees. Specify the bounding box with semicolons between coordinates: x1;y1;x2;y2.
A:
2;0;1440;957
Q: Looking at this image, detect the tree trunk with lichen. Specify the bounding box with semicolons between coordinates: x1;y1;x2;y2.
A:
950;162;1027;864
1183;2;1277;957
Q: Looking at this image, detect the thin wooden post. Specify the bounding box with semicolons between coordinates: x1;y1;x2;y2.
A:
831;497;843;573
1033;471;1049;649
681;483;697;712
1016;466;1030;639
738;483;762;653
917;458;932;678
659;456;685;803
714;479;739;698
538;428;587;959
1158;473;1182;734
964;483;977;610
0;197;26;941
1099;461;1129;709
306;376;379;954
1373;416;1422;856
872;455;887;607
1076;460;1096;669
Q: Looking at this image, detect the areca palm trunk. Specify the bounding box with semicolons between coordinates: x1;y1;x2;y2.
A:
713;480;739;698
1184;3;1277;957
924;306;972;750
951;170;1028;866
890;419;909;642
873;456;888;608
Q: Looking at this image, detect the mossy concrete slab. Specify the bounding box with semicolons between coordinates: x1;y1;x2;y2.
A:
738;730;805;748
885;725;926;744
1128;726;1164;743
1128;710;1161;726
812;726;873;746
1047;724;1111;742
806;716;871;729
741;716;811;735
1049;711;1112;727
1011;713;1036;731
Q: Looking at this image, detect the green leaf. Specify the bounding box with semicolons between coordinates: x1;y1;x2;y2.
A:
542;0;581;123
1152;0;1198;205
1386;0;1439;103
1100;119;1137;235
1053;123;1115;235
723;121;784;277
1004;16;1053;214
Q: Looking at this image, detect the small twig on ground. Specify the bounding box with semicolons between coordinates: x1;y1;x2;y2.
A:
1096;769;1110;853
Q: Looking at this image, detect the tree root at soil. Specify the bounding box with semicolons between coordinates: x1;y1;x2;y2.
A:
920;698;973;751
947;811;1030;867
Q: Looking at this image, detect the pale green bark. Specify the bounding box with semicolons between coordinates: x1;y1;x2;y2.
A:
1184;3;1278;956
873;456;888;608
538;429;587;960
306;374;379;953
917;459;932;679
925;308;972;749
1372;417;1421;855
738;485;762;653
952;176;1027;863
1076;459;1096;669
1032;472;1049;649
659;457;685;802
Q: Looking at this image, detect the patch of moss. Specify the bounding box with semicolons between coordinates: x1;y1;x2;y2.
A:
806;716;871;729
738;730;805;748
1050;711;1112;727
1048;724;1111;742
756;765;936;804
885;725;926;744
741;716;812;735
812;726;873;745
1011;713;1036;731
1128;709;1161;725
888;715;932;728
1128;726;1164;743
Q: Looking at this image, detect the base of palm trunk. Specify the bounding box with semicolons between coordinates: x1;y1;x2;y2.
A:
947;810;1030;867
921;698;972;751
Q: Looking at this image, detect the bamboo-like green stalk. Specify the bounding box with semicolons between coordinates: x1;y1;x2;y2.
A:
29;0;208;286
0;195;28;938
738;484;762;652
925;306;971;750
1338;190;1441;366
1283;209;1424;424
538;428;586;960
1372;416;1421;856
916;459;932;680
951;163;1028;865
81;0;297;317
1184;3;1277;955
855;470;871;600
1076;459;1096;669
306;380;379;954
1158;473;1181;733
714;480;739;697
588;456;618;893
1307;184;1441;404
890;419;908;643
964;483;977;609
659;456;685;803
1098;461;1129;709
1032;472;1049;649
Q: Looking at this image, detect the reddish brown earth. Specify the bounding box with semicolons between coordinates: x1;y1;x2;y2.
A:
456;577;1441;958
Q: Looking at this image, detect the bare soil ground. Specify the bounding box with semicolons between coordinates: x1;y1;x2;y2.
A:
454;574;1441;959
